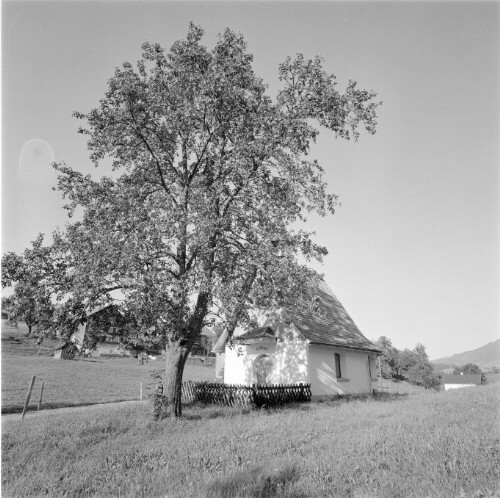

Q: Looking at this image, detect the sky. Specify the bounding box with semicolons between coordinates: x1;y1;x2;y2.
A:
1;1;498;360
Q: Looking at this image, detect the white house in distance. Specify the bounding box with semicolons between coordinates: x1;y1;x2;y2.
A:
442;374;482;391
213;281;381;400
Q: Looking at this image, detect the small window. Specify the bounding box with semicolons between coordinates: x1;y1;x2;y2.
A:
334;353;341;378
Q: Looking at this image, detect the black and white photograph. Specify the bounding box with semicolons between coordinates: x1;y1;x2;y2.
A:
1;1;499;496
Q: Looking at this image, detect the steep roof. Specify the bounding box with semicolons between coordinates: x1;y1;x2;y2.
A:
290;281;380;353
213;280;381;354
442;374;481;385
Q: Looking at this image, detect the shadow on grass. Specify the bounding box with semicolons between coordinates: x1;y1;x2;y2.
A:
182;403;253;420
175;401;314;421
7;392;409;419
74;358;105;363
205;464;302;498
177;393;410;421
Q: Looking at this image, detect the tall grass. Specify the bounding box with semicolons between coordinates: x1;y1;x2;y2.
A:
2;384;499;497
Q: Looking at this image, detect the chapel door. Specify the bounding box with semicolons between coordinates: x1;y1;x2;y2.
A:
254;355;273;384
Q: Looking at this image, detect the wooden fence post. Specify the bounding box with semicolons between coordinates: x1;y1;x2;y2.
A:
37;380;45;411
22;375;36;420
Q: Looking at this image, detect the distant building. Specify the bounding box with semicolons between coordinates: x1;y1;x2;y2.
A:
68;304;153;357
442;374;481;391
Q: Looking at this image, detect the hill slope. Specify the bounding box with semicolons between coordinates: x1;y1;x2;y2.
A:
432;339;500;370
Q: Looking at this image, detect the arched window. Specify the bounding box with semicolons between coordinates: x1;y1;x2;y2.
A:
254;354;273;385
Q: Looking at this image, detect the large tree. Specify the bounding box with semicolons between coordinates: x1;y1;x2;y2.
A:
374;337;440;389
404;344;440;389
13;25;379;417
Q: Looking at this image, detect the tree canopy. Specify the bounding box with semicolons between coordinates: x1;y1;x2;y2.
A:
374;337;440;390
454;363;482;375
1;235;72;335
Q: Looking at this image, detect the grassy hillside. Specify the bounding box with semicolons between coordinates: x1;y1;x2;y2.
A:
2;354;215;413
2;384;499;497
1;320;214;413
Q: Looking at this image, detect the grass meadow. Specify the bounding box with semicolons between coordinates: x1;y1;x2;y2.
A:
3;320;500;496
2;383;499;497
1;354;214;412
1;320;214;413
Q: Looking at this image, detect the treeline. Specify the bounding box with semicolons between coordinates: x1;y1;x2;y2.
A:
374;337;441;390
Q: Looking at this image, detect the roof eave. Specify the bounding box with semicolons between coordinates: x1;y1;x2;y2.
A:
308;341;382;354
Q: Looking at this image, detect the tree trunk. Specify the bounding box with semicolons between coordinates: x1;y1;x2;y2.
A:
163;341;189;418
159;280;211;418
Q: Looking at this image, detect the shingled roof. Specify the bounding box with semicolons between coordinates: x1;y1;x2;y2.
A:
289;280;381;353
213;280;381;354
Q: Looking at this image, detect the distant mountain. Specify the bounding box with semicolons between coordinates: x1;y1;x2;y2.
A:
432;339;500;371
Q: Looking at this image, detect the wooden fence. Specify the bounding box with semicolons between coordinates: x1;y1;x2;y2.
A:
180;381;312;408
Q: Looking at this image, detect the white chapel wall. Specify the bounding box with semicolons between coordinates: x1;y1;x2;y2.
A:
224;339;278;384
224;344;251;384
271;341;308;384
224;338;309;385
342;349;372;394
308;345;372;397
